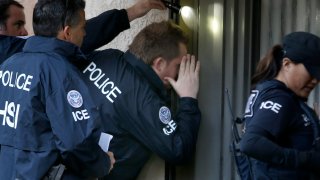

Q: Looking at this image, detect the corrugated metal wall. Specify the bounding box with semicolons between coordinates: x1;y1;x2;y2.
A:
260;0;320;55
180;0;254;179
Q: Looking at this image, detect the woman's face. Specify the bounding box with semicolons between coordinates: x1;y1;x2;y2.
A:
281;58;319;98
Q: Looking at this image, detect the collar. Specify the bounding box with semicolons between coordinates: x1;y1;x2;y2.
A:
0;34;11;40
258;79;306;101
23;36;86;62
0;34;26;46
256;79;289;93
124;51;167;99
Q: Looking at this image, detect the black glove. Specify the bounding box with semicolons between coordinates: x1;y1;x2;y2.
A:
298;150;320;170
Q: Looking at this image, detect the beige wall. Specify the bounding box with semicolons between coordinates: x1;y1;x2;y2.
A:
17;0;36;35
18;0;169;48
85;0;168;51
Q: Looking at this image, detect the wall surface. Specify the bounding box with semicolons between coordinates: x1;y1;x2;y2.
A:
85;0;168;51
194;0;253;179
17;0;36;35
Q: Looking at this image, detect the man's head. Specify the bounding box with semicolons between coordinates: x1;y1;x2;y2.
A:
33;0;86;47
129;21;188;89
0;0;27;36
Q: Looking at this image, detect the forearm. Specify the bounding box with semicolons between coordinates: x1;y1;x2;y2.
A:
126;0;166;22
48;86;111;177
164;98;201;164
61;138;110;178
240;132;299;168
81;9;130;54
124;95;200;164
176;97;201;143
240;131;320;171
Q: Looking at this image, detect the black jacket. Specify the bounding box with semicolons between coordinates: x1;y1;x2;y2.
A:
240;79;319;179
0;36;110;179
83;50;201;179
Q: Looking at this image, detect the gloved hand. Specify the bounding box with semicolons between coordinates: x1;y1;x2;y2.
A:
298;150;320;170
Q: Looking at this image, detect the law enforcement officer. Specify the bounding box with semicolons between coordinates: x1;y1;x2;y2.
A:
82;21;201;179
240;32;320;179
0;0;166;62
0;0;113;179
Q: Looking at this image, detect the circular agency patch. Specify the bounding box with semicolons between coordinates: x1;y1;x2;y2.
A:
159;106;171;124
67;90;83;108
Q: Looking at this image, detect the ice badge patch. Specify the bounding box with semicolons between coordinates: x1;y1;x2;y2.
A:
159;106;171;124
67;90;83;108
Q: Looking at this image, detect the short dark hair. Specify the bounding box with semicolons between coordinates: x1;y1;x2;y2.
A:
129;21;188;65
0;0;24;30
33;0;85;37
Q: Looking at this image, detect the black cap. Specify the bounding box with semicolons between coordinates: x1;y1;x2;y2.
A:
283;32;320;80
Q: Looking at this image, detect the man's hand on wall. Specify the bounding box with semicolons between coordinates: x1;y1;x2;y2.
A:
126;0;166;22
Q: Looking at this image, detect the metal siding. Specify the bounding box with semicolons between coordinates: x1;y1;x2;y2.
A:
192;0;253;179
194;0;225;179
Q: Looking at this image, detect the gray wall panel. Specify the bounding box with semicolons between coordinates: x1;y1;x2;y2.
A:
196;0;225;179
193;0;253;179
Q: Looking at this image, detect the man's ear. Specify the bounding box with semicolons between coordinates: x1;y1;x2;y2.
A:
57;25;71;41
151;57;166;74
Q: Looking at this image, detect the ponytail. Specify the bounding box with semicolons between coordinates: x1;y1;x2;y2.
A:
251;45;284;88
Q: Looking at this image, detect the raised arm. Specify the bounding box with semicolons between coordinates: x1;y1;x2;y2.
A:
81;0;165;54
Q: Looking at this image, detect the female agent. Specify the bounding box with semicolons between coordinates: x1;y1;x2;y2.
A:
240;32;320;179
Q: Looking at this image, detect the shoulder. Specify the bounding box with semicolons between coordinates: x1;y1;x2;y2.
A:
0;35;26;44
35;53;80;81
255;80;296;105
86;49;124;62
245;83;298;118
